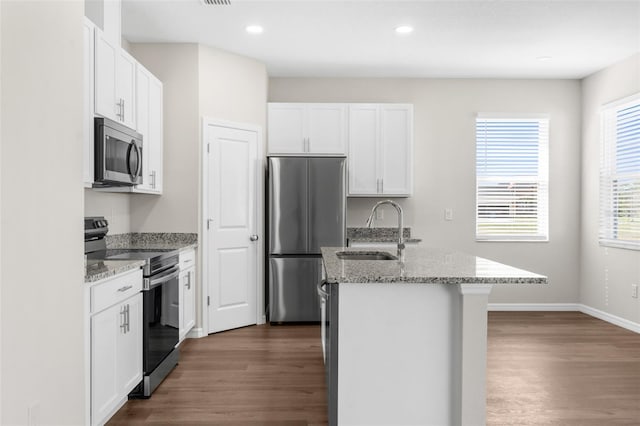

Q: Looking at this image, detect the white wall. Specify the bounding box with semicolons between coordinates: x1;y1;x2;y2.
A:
580;54;640;324
1;1;85;424
269;78;582;304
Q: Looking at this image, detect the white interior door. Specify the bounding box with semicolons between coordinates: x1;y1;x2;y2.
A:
207;124;259;333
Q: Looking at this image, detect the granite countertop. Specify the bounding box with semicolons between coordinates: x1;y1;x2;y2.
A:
106;232;198;251
347;227;422;243
85;259;145;283
321;246;547;285
85;233;198;283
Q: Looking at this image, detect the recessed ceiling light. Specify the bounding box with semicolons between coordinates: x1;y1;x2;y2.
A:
395;26;414;34
246;25;264;34
537;56;552;61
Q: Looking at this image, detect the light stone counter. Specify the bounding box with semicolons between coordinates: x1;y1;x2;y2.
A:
320;245;546;426
321;246;547;284
106;232;197;251
85;259;145;283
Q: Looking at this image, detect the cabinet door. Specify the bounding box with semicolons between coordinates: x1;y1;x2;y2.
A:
348;105;379;195
117;293;143;395
135;65;151;191
268;103;306;154
148;76;163;192
133;66;163;194
91;303;120;426
380;105;413;196
94;30;117;122
307;104;347;154
117;50;137;129
83;19;95;187
182;268;196;339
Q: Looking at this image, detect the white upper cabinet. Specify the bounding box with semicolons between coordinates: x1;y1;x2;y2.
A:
268;103;347;155
116;50;136;129
348;104;413;197
133;64;163;194
94;27;136;129
83;18;95;188
87;22;163;193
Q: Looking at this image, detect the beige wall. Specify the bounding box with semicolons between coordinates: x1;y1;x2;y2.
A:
580;54;640;324
128;43;200;233
198;45;268;131
84;190;132;234
1;1;86;424
269;78;583;304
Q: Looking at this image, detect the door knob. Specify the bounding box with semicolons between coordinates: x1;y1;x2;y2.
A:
250;235;259;241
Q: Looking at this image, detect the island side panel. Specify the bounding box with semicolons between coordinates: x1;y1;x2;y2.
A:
454;283;493;426
337;282;457;426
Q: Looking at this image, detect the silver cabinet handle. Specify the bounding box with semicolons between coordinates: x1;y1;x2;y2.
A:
307;138;311;152
250;234;259;241
152;171;157;189
126;304;130;333
120;305;127;333
185;272;191;289
118;285;133;292
381;178;384;194
122;99;125;121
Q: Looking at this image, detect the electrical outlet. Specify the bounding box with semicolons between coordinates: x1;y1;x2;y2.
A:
445;208;453;221
375;209;384;220
28;401;40;426
632;284;638;299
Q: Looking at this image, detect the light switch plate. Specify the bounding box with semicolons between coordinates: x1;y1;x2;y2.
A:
445;208;453;221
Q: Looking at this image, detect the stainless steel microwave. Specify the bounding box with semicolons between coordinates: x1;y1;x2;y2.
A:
94;117;143;186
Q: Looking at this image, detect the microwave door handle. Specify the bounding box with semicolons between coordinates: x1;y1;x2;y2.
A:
127;141;141;182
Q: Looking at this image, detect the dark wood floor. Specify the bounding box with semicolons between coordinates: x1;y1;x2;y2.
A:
108;312;640;425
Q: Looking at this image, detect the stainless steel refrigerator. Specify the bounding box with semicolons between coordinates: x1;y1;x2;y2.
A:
268;156;346;322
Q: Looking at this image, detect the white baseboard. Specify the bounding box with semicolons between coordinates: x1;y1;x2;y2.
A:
186;327;207;339
488;303;640;334
488;303;580;311
578;304;640;334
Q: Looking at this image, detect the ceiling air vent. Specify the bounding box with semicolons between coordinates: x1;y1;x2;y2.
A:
200;0;231;5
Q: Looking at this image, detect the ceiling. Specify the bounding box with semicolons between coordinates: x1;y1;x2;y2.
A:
121;0;640;79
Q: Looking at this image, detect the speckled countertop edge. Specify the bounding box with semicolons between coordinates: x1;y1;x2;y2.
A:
85;259;145;283
321;246;547;285
106;233;198;250
347;227;422;243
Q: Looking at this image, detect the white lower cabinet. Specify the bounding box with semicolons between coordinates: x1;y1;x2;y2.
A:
179;249;196;342
89;269;143;426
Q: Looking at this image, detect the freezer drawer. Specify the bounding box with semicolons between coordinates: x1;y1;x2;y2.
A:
269;257;322;322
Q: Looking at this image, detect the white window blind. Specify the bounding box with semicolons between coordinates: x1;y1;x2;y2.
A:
600;94;640;250
476;115;549;241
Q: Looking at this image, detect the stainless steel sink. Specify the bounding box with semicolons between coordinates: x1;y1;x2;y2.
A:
336;251;397;261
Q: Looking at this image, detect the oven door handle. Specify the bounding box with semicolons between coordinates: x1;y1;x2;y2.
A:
145;265;180;290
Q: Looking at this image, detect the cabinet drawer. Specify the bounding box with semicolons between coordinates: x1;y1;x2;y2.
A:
179;249;195;270
91;269;143;314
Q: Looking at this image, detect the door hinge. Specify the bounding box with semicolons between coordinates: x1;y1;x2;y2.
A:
207;296;210;306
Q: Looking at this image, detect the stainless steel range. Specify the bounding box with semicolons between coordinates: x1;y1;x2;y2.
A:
84;217;180;398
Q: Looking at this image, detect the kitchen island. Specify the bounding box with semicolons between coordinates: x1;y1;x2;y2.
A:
320;246;546;426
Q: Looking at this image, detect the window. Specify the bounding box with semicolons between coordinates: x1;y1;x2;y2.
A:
600;94;640;250
476;115;549;241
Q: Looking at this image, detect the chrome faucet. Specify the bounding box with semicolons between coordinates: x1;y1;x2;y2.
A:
365;200;405;256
